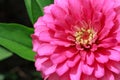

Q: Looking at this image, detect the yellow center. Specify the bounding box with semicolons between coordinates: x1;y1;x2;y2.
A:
75;28;95;45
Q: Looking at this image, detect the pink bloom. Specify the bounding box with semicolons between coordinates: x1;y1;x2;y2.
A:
32;0;120;80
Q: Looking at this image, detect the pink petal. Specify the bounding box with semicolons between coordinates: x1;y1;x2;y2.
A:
101;37;117;43
42;14;54;23
86;52;94;65
35;58;48;71
80;51;87;61
114;0;120;8
44;65;57;75
98;38;117;48
50;54;67;64
94;64;104;78
114;73;120;80
67;54;80;67
81;74;97;80
106;61;120;74
82;63;94;75
56;62;69;76
108;50;120;61
34;18;48;36
48;73;59;80
60;72;70;80
50;40;71;47
70;61;82;80
40;60;55;77
98;13;115;40
65;15;76;27
107;65;119;74
51;5;66;20
39;30;54;42
34;17;46;28
44;4;54;14
116;31;120;42
54;0;69;13
95;52;108;63
68;0;81;20
32;35;40;51
90;0;104;11
80;0;94;20
63;47;76;58
112;46;120;52
101;70;115;80
102;0;115;14
38;44;57;56
65;49;75;58
41;60;53;70
54;31;68;40
46;24;59;31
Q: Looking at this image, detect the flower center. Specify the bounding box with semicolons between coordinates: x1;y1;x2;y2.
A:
75;28;95;45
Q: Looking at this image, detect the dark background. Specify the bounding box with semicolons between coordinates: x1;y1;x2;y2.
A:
0;0;41;80
0;0;32;26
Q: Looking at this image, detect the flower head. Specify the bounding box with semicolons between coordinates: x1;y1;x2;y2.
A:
32;0;120;80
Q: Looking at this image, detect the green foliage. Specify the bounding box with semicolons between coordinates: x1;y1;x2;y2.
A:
0;23;35;61
0;0;54;61
24;0;54;24
36;0;54;8
0;74;5;80
0;46;12;61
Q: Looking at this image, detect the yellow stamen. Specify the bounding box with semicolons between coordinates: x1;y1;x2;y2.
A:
75;28;95;45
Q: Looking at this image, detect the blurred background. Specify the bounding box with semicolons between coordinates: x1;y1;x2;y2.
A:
0;0;41;80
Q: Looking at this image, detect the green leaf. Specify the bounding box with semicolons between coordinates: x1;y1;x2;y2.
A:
0;74;5;80
0;23;35;61
36;0;54;9
0;46;12;61
24;0;54;24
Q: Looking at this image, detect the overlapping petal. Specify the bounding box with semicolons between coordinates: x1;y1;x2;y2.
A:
32;0;120;80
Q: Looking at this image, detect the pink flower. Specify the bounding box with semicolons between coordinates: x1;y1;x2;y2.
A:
32;0;120;80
